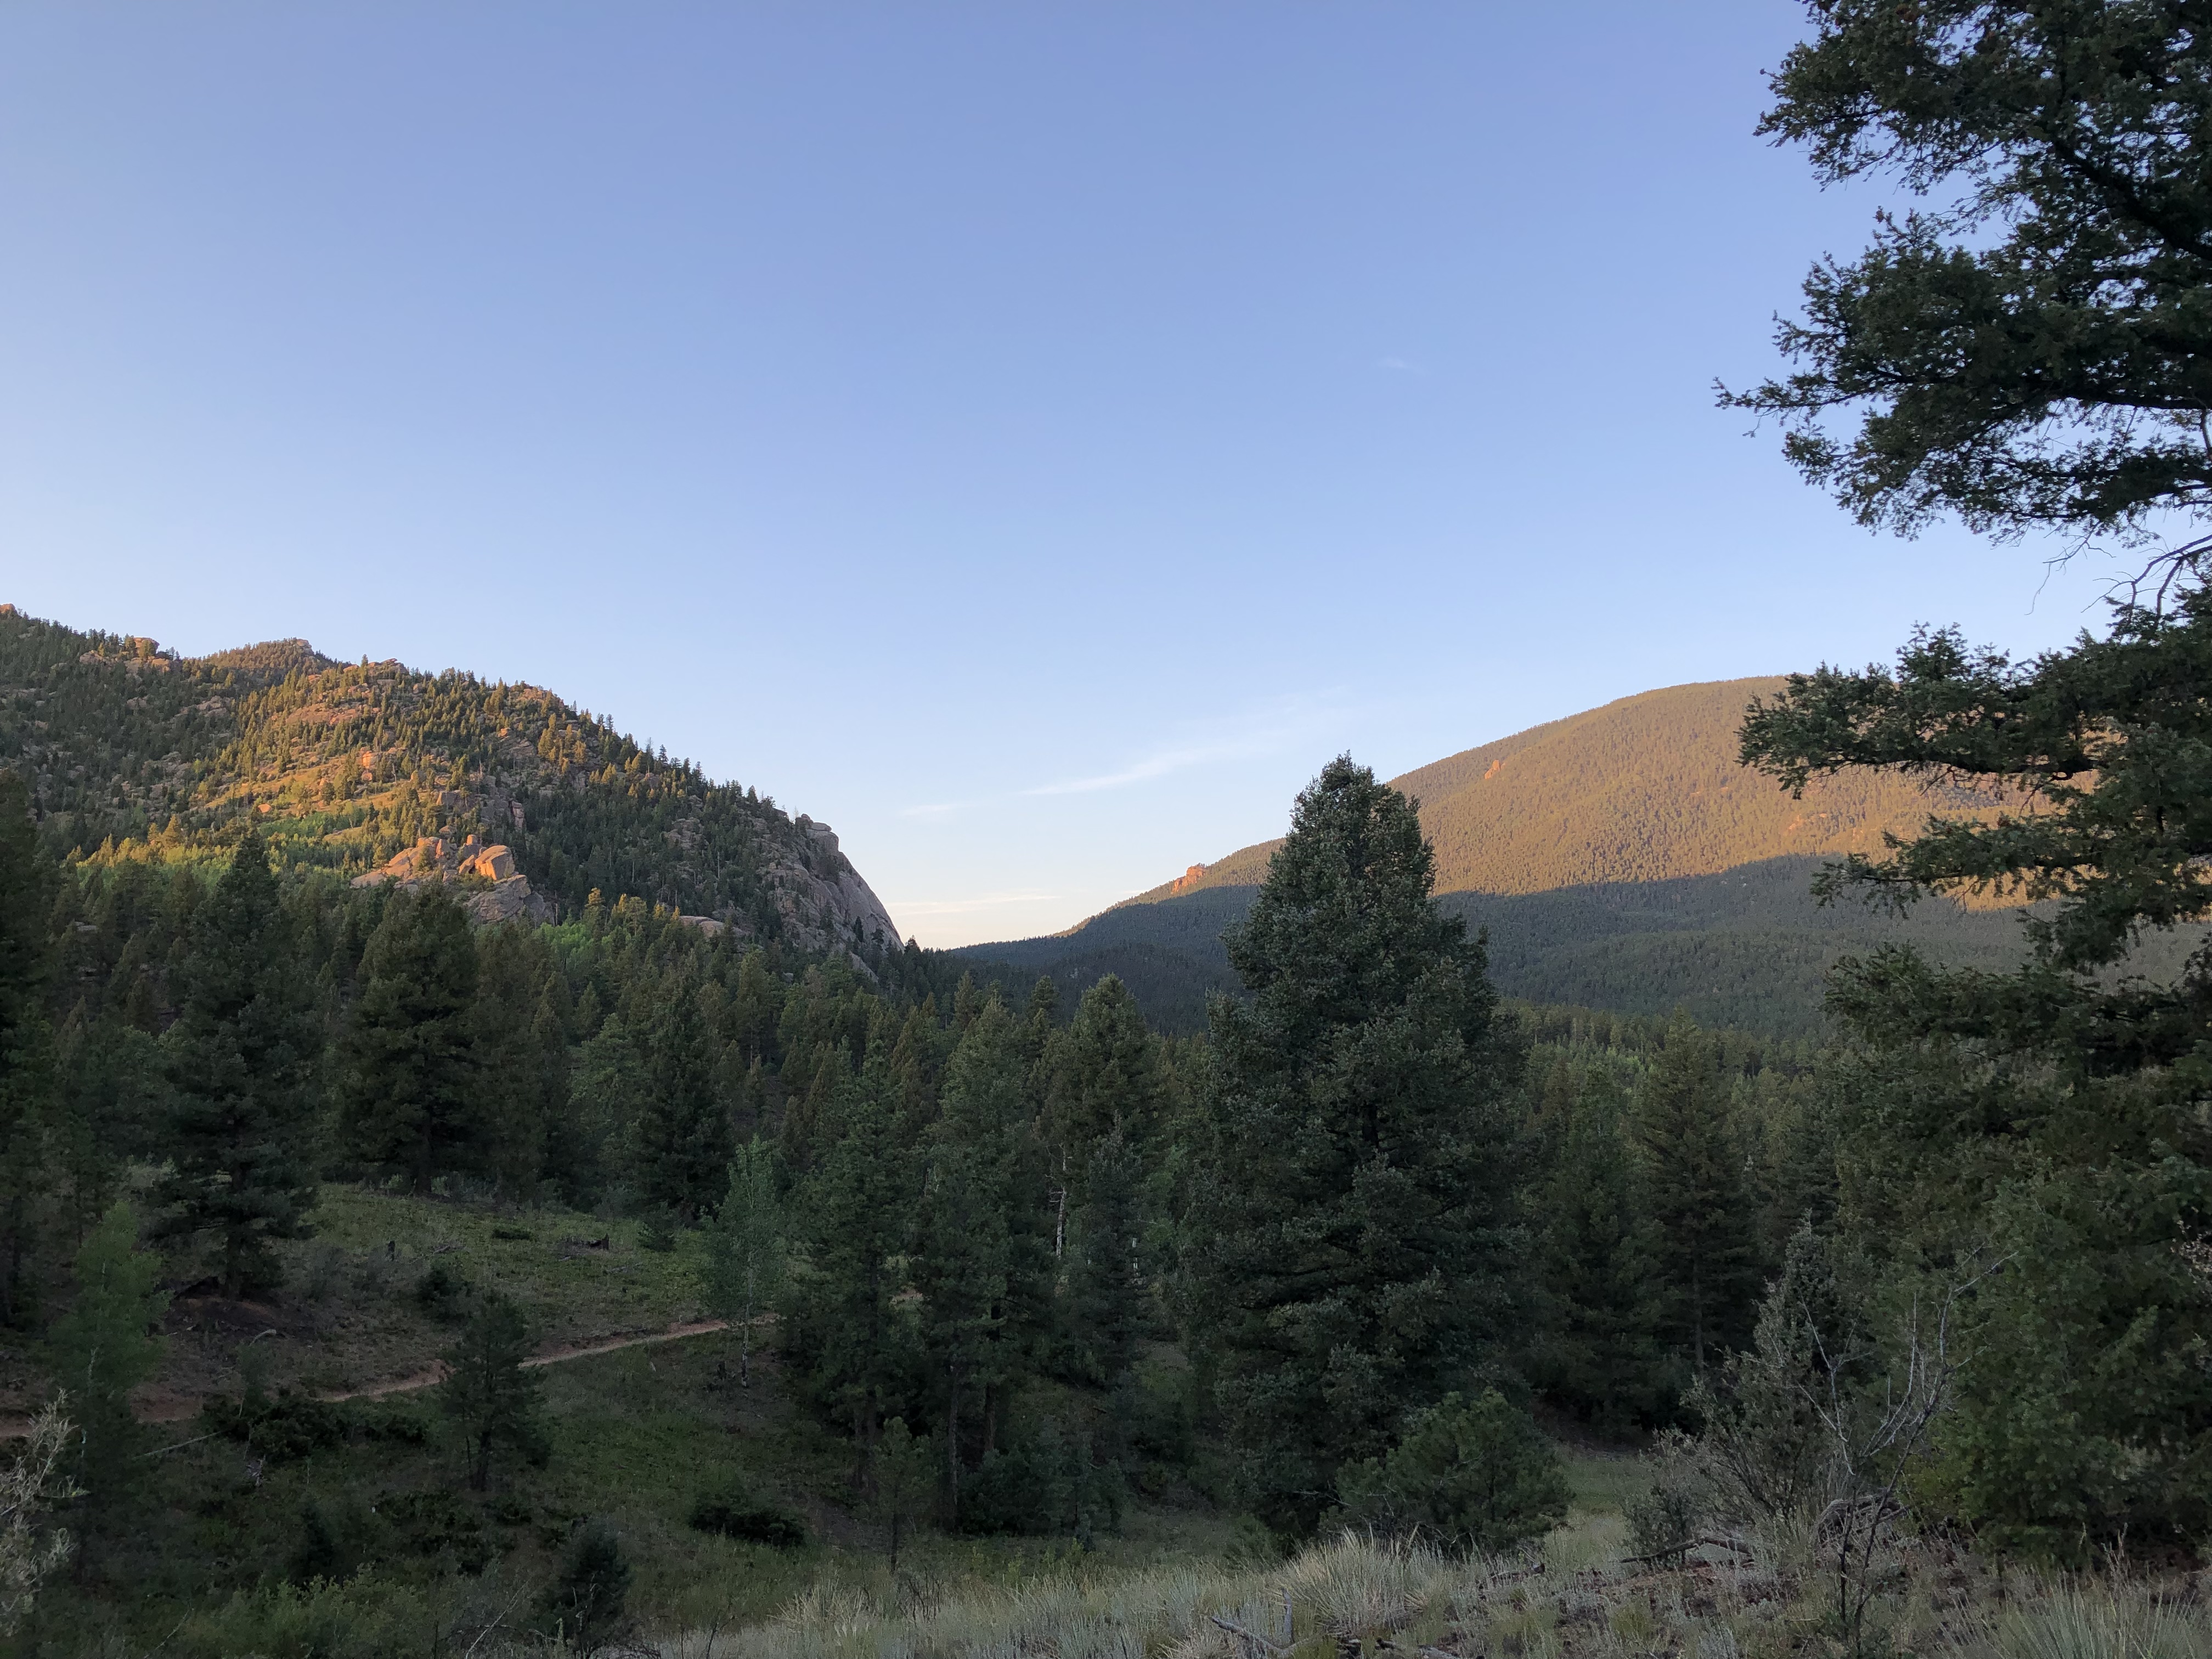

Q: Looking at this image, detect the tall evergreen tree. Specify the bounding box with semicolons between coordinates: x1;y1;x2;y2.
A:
915;1111;1010;1510
0;772;55;1327
52;1005;154;1248
151;830;320;1301
1633;1017;1759;1374
787;1052;915;1476
1046;974;1159;1203
470;924;566;1200
336;887;481;1193
440;1293;548;1491
47;1202;168;1506
1195;757;1523;1534
913;997;1050;1508
1063;1126;1148;1394
1528;1065;1665;1425
1722;4;2212;1550
634;980;731;1220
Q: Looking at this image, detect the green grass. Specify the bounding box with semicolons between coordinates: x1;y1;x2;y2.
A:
1560;1448;1646;1517
77;1182;722;1423
15;1183;1239;1659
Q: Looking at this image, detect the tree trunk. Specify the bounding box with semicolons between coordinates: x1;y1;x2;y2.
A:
946;1366;962;1515
739;1273;755;1387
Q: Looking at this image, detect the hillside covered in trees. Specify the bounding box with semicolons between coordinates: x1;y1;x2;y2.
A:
964;679;2046;1034
0;605;901;969
14;3;2212;1654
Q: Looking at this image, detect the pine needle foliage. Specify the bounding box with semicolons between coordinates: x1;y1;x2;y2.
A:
151;828;320;1300
1196;757;1523;1536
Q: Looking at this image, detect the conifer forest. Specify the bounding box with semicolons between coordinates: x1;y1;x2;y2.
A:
8;4;2212;1658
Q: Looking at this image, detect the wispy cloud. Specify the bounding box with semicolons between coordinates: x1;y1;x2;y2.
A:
1020;742;1243;797
1375;355;1427;376
1020;695;1347;799
895;693;1352;822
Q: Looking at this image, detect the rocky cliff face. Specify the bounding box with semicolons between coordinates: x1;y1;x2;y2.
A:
353;833;555;926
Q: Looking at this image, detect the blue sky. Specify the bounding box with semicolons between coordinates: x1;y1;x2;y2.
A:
1;3;2128;946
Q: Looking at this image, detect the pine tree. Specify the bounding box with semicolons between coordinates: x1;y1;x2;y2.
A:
336;887;481;1193
1633;1017;1759;1374
1045;974;1159;1204
540;1520;630;1649
1196;757;1524;1535
914;1002;1025;1510
52;1005;154;1246
570;1012;647;1200
47;1202;168;1505
787;1052;915;1474
1528;1065;1664;1425
1021;976;1058;1064
728;949;783;1065
0;772;55;1327
922;997;1054;1495
634;980;731;1220
439;1293;548;1491
870;1417;936;1577
470;924;565;1200
1063;1126;1147;1392
951;972;983;1034
151;830;320;1301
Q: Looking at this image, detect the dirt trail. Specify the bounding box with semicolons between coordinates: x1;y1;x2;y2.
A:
0;1318;732;1439
319;1317;732;1402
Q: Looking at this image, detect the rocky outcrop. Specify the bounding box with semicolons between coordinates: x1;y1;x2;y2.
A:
769;816;903;964
352;834;554;926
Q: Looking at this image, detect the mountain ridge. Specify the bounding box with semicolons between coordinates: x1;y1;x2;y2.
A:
1102;677;2008;917
965;678;2029;1034
0;604;902;969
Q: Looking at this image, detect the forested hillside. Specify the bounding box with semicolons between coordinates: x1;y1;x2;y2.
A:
0;606;900;966
965;679;2037;1033
0;739;1844;1652
1125;678;2012;904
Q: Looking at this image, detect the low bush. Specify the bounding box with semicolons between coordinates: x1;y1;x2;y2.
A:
687;1489;808;1546
203;1391;354;1462
539;1519;631;1648
958;1416;1122;1541
1335;1390;1570;1554
413;1259;470;1319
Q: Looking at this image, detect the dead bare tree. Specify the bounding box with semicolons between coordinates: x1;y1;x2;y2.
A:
1;1395;82;1637
1803;1262;2002;1658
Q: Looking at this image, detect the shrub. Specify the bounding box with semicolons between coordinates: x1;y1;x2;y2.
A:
358;1401;431;1446
687;1489;806;1547
303;1243;346;1302
381;1489;492;1573
412;1260;470;1320
170;1575;436;1659
1336;1390;1570;1554
284;1494;390;1585
1624;1454;1705;1565
540;1519;630;1648
958;1416;1121;1542
205;1392;353;1463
